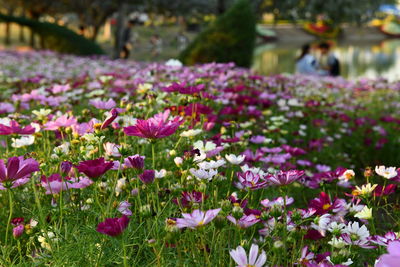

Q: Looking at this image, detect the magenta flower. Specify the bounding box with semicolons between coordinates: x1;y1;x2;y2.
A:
124;155;145;170
376;240;400;267
41;174;93;194
75;157;113;178
139;170;155;184
0;120;35;135
44;115;78;130
123;110;183;139
173;190;207;207
96;215;130;237
227;214;260;228
234;171;268;190
176;208;221;229
266;170;305;186
309;192;346;215
0;156;39;189
101;108;119;130
229;244;267;267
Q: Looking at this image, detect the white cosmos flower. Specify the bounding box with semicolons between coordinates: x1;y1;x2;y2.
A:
375;166;397;179
155;169;167;178
174;157;183;166
11;135;35;148
326;256;353;266
343;221;370;240
225;154;245;165
103;142;121;157
189;168;218;181
197;159;226;170
328;237;346;248
193;140;216;152
327;221;346;234
180;129;202;138
0;117;11;126
339;169;355;181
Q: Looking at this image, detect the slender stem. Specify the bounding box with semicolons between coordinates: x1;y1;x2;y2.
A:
281;187;288;266
5;190;13;245
152;142;156;170
122;238;128;267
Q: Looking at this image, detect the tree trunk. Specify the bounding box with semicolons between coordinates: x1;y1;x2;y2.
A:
19;25;25;43
91;25;100;41
29;29;36;48
217;0;226;15
5;22;11;45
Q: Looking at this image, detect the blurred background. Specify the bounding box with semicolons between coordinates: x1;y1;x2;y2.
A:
1;0;400;80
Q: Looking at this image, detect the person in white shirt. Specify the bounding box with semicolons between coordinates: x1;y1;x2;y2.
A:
295;44;319;75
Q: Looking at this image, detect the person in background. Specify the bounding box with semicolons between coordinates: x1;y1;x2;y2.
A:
295;44;319;75
120;20;135;59
318;42;340;77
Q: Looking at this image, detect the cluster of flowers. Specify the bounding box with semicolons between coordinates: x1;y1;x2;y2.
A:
0;51;400;266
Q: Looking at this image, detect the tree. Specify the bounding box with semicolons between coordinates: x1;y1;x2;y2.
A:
180;0;256;67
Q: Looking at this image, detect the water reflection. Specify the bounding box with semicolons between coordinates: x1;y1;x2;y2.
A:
253;40;400;80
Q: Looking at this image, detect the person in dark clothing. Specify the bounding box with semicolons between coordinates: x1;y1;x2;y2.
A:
318;42;340;77
120;20;135;59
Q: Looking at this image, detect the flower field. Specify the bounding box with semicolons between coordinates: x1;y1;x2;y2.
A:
1;50;400;266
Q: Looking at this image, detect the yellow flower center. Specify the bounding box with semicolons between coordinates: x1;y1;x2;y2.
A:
246;265;256;267
198;220;205;226
322;204;331;210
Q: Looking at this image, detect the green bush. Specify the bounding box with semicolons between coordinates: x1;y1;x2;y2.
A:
179;0;256;67
0;14;104;56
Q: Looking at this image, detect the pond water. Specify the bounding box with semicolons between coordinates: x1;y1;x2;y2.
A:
252;39;400;81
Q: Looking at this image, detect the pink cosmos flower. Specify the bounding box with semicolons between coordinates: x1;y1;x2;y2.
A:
235;171;268;190
227;214;260;228
44;115;78;130
376;240;400;267
41;174;93;194
370;232;399;246
89;99;116;109
229;244;267;267
75;157;113;178
0;120;35;135
266;170;305;186
176;208;221;229
0;156;40;189
123;110;183;139
96;215;130;237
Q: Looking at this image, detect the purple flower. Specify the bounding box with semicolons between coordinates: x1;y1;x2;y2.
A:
0;156;40;189
123;110;183;139
266;170;305;186
96;215;130;237
139;170;155;184
227;214;260;228
229;244;267;267
0;120;35;135
376;240;400;267
89;98;116;109
370;232;399;246
13;225;24;238
176;208;221;229
60;161;73;174
118;201;132;216
75;157;113;178
173;190;207;207
124;155;145;170
235;171;268;190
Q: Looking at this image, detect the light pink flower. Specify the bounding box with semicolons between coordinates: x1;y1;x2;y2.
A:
229;244;267;267
176;208;221;229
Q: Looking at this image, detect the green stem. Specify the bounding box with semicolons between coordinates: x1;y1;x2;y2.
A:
152;142;156;170
5;190;13;245
122;238;128;267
